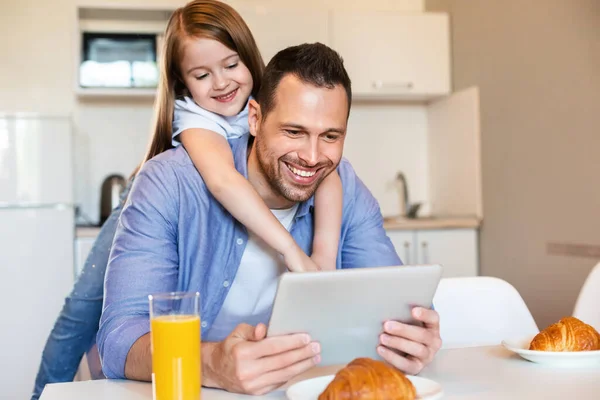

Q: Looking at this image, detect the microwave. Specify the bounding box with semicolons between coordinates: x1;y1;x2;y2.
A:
79;32;160;89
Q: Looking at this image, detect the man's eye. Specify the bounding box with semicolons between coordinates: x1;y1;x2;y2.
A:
285;130;301;136
226;63;238;69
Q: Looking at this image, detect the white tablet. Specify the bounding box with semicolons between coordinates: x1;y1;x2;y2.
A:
266;264;442;365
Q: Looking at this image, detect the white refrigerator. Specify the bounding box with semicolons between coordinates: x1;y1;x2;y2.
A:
0;114;75;399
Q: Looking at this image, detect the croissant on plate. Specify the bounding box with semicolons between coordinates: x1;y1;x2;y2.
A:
318;357;416;400
529;316;600;352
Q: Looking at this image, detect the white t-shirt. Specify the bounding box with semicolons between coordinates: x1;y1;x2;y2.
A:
171;96;250;146
203;204;299;342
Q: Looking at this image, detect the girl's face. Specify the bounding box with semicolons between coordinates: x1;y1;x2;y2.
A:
179;37;254;117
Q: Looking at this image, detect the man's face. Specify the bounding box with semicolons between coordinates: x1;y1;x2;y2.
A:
248;74;348;208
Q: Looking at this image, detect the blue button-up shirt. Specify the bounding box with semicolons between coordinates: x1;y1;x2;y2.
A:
98;134;401;379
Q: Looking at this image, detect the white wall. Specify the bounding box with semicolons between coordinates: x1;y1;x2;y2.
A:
1;0;426;223
426;0;600;328
345;103;429;218
73;101;154;223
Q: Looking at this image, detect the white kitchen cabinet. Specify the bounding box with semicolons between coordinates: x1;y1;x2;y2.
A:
75;236;96;278
416;229;478;277
330;12;450;100
239;7;329;65
387;230;417;265
387;229;478;278
75;5;452;102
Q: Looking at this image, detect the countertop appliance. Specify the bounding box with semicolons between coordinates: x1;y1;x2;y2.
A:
99;174;126;225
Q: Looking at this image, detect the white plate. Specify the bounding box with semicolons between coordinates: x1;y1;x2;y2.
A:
502;336;600;367
286;374;443;400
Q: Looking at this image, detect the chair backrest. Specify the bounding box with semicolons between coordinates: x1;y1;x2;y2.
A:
75;343;105;382
433;276;539;349
573;262;600;331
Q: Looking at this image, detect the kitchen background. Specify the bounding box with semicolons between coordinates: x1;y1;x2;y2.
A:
0;0;598;399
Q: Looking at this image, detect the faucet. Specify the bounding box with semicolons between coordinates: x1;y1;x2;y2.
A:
395;172;409;217
395;171;421;219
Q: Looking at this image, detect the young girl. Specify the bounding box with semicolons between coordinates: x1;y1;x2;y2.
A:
143;0;343;272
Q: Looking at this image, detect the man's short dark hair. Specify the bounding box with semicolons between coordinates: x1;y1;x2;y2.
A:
257;42;352;119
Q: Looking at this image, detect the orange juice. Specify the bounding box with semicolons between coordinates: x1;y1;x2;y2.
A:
150;315;201;400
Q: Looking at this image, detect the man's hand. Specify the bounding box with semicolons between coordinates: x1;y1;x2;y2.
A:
203;323;321;395
377;307;442;375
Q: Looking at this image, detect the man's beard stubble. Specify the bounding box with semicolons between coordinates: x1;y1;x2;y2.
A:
254;136;333;203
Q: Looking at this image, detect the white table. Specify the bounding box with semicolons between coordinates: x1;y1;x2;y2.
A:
40;346;600;400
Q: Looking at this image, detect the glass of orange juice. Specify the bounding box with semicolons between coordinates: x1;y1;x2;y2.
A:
149;291;201;400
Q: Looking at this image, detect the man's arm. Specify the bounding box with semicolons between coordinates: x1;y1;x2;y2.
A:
97;160;180;379
125;334;220;384
124;334;152;380
200;324;320;395
339;161;402;268
97;160;321;390
339;161;441;374
125;323;320;395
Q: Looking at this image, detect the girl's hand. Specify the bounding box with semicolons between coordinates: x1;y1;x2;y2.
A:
283;246;321;272
310;252;337;272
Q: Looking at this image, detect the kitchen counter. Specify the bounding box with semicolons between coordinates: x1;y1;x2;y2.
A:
77;217;481;239
76;226;102;238
383;216;481;230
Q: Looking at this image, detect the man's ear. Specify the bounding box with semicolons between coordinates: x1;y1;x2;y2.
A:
248;99;261;138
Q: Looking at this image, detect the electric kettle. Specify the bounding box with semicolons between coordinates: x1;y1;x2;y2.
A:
99;174;126;225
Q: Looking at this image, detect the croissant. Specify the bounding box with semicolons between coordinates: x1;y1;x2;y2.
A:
318;358;416;400
529;316;600;352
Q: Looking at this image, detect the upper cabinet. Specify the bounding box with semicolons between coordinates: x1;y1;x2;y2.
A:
75;6;172;98
73;5;451;102
239;8;329;66
330;12;451;100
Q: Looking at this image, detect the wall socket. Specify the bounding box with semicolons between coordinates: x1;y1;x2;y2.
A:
547;242;600;259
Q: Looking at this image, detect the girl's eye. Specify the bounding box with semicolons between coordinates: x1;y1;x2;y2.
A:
195;73;208;80
226;63;238;69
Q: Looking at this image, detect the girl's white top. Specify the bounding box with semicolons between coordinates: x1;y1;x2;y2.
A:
171;96;251;146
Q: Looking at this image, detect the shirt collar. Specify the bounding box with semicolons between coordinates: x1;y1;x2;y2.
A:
231;134;315;220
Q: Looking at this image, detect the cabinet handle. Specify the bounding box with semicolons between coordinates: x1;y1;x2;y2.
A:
372;80;414;90
421;242;429;264
403;241;411;265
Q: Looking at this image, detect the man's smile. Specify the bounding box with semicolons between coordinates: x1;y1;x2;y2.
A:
283;161;322;185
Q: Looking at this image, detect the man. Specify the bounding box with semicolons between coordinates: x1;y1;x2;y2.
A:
98;43;441;395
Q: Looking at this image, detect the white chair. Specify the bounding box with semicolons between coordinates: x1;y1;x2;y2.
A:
433;276;539;349
573;262;600;331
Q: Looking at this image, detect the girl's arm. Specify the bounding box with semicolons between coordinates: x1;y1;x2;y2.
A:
180;128;319;272
311;171;342;270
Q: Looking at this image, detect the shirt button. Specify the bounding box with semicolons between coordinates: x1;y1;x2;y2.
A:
236;238;243;245
201;321;207;328
223;280;230;288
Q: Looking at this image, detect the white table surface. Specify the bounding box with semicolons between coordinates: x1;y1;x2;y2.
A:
40;345;600;400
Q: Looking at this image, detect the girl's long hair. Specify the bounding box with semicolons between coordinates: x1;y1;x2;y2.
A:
134;0;264;175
